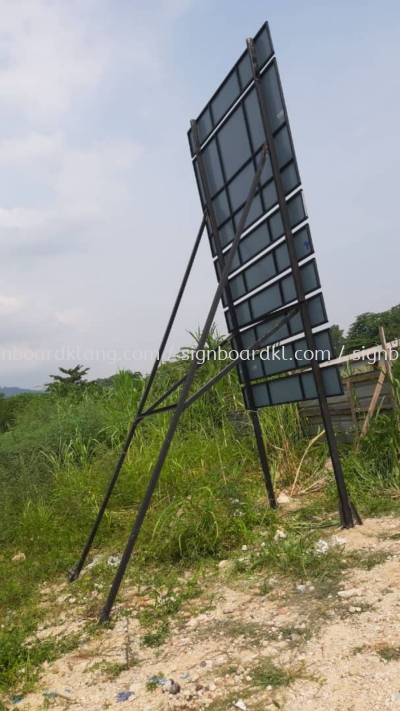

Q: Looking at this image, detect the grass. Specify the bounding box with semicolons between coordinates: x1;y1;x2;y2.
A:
376;645;400;662
347;550;390;570
87;660;133;680
0;626;81;694
353;644;400;661
251;659;307;688
1;336;400;696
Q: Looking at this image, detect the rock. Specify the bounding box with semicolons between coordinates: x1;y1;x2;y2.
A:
209;683;216;692
296;584;307;593
12;552;26;562
389;691;400;703
222;605;236;614
169;680;181;695
349;606;361;613
338;588;362;599
218;560;233;571
274;529;287;541
277;493;291;504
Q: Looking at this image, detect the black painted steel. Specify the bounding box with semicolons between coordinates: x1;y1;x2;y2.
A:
191;119;276;508
68;216;207;582
98;146;269;623
246;37;358;528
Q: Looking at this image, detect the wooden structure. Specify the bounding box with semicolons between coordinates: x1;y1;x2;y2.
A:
300;335;398;442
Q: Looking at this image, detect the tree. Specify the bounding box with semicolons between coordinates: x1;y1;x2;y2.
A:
330;325;346;357
45;365;90;396
345;304;400;354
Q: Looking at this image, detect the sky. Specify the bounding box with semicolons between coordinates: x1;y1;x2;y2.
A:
0;0;399;388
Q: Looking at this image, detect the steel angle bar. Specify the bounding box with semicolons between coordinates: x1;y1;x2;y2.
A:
68;215;207;583
247;37;360;529
191;119;276;508
140;334;232;417
142;306;300;416
182;306;299;410
98;146;269;623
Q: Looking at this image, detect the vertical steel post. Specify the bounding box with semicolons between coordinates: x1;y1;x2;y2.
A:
191;121;276;508
247;38;358;528
68;216;207;581
98;146;269;622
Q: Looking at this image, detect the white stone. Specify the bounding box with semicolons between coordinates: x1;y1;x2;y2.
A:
338;588;362;599
234;701;247;710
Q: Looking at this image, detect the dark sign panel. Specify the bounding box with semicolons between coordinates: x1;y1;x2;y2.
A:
188;23;274;152
189;21;342;408
244;365;342;408
233;293;328;350
225;259;320;330
237;328;334;383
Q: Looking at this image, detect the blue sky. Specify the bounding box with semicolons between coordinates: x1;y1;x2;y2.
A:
0;0;399;387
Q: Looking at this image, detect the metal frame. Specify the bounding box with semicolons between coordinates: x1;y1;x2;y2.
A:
188;22;274;154
246;38;360;528
191;119;276;508
96;145;272;622
69;146;286;622
68;215;207;582
69;23;361;625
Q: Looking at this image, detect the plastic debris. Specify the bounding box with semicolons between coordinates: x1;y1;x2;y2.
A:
235;701;247;710
107;555;121;567
12;697;24;704
315;538;329;554
116;691;135;702
180;673;190;679
276;493;291;504
330;534;347;547
147;676;167;686
296;584;307;593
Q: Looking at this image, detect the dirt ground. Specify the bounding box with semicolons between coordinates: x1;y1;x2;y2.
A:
9;516;400;711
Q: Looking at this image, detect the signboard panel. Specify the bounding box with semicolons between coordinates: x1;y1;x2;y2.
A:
244;364;342;408
188;23;274;152
233;293;328;350
237;328;334;383
225;258;320;331
213;190;309;264
189;20;343;410
192;73;300;242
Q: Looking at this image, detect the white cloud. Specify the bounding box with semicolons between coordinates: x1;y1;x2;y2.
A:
0;207;49;230
0;295;25;313
0;132;142;247
0;0;109;120
54;309;85;327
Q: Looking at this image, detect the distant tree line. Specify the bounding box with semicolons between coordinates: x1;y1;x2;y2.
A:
331;304;400;356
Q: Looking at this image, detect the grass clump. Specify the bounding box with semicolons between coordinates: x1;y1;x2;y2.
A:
377;645;400;662
251;659;306;688
0;625;81;694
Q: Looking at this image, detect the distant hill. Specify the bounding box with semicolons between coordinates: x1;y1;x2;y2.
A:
0;387;43;398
